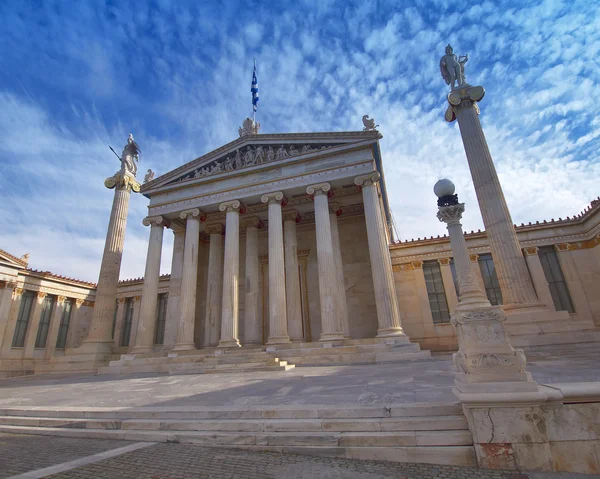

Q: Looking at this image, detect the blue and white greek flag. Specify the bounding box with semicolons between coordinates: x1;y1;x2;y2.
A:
251;61;259;112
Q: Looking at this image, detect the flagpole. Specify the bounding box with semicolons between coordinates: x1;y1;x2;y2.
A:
253;59;256;124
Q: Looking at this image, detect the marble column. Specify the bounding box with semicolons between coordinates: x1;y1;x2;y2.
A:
438;258;459;313
283;210;304;342
1;287;23;356
84;170;140;353
262;192;291;345
329;203;351;338
242;217;262;345
132;216;169;353
204;223;224;347
306;183;345;341
446;86;541;309
218;200;243;348
173;208;204;351
163;227;185;350
44;296;66;359
523;247;556;312
0;281;17;352
354;173;404;337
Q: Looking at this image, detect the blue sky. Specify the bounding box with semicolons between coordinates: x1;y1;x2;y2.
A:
1;0;599;282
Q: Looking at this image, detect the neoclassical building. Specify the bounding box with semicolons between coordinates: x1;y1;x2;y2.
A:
0;123;599;377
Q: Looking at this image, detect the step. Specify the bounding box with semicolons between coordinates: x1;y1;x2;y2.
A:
283;350;431;366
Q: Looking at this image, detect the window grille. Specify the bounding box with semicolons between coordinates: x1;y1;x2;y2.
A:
478;254;503;305
55;299;73;349
538;246;575;313
35;295;56;348
12;291;35;347
423;261;450;323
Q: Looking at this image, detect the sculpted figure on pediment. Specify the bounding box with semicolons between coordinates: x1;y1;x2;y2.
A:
234;149;243;169
200;166;210;176
301;145;312;153
224;156;234;171
193;170;201;178
276;145;288;160
244;146;256;166
211;161;223;174
267;146;275;162
288;145;298;156
255;145;265;164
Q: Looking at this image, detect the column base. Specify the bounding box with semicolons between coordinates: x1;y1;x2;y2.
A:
75;340;114;356
267;336;291;345
130;346;154;355
319;332;345;341
172;343;196;352
376;327;405;338
217;339;241;348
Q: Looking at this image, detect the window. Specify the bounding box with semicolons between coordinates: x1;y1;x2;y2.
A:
538;246;575;313
56;299;73;349
478;254;503;305
35;295;56;348
121;298;134;347
12;291;35;347
154;293;168;345
423;261;450;323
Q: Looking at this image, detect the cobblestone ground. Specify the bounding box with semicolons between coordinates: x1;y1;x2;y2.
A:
22;439;528;479
0;433;130;478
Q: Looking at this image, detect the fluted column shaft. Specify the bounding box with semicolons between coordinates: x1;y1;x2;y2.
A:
262;193;290;344
173;208;203;351
284;211;304;342
354;173;404;337
86;182;136;344
243;218;262;344
163;229;185;350
452;91;539;307
307;183;345;341
204;224;224;346
133;217;168;352
329;206;350;338
219;201;242;348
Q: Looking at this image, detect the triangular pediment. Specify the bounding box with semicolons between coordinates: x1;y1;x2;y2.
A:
0;248;28;269
141;130;380;195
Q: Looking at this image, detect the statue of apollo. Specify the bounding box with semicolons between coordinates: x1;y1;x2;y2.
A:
440;44;468;89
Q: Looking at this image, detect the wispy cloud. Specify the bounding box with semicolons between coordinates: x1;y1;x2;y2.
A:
0;0;598;282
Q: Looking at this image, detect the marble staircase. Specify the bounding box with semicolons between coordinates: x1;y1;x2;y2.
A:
0;402;475;466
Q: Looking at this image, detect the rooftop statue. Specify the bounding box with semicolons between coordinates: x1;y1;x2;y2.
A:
362;115;379;131
440;44;468;89
143;169;155;184
121;133;140;177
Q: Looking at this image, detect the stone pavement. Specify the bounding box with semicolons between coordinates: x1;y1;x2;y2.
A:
0;345;598;410
0;433;534;479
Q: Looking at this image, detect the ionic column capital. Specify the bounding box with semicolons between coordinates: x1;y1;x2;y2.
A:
75;298;85;307
437;257;451;266
241;216;264;230
282;210;301;223
555;243;571;252
437;203;465;225
261;192;287;206
205;223;224;235
37;291;47;300
142;215;171;228
0;280;17;290
411;261;424;269
354;172;380;187
524;246;539;256
180;208;205;221
306;183;331;197
57;296;68;303
328;202;343;216
219;200;246;213
469;254;479;262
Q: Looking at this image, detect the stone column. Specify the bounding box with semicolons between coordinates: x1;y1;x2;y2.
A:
329;203;351;338
283;210;304;342
469;254;486;293
523;247;556;312
173;208;204;351
204;223;224;347
306;183;345;341
242;217;262;345
261;192;291;345
44;296;67;359
163;227;185;350
0;281;17;351
218;200;243;348
132;216;169;353
438;258;459;313
354;173;404;337
84;170;140;354
555;244;593;319
446;86;541;309
1;287;23;356
23;292;50;358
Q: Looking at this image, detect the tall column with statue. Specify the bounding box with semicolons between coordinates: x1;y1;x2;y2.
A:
81;135;141;357
440;45;545;317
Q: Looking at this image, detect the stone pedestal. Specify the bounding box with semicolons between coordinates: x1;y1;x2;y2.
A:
132;216;169;353
354;173;405;337
163;228;185;350
83;170;140;357
173;208;203;351
307;183;345;342
446;86;543;311
329;204;351;338
283;211;304;342
242;217;262;345
262;193;291;345
218;201;242;348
